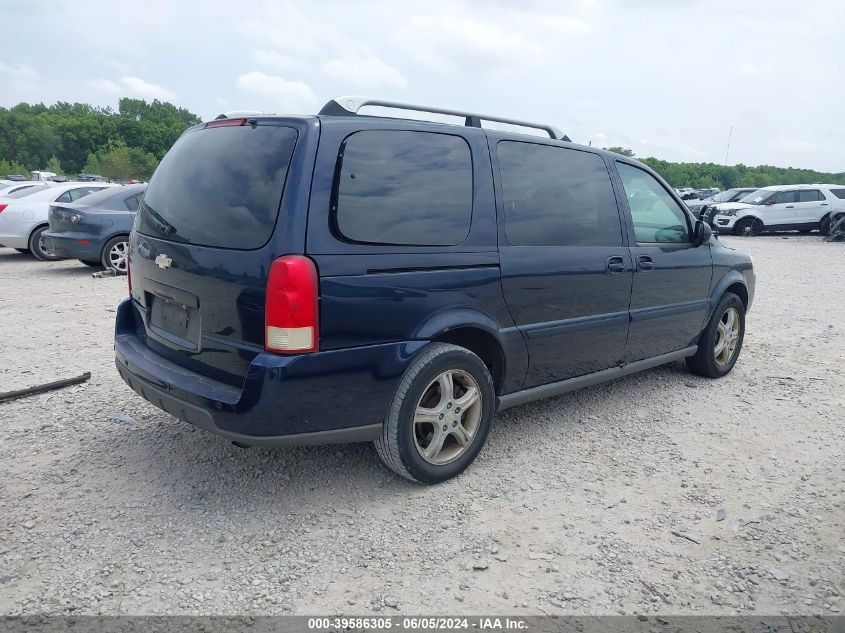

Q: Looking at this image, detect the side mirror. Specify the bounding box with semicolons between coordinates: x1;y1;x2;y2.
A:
694;220;712;245
764;198;776;205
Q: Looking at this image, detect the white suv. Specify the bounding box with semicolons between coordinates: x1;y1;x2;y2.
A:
712;184;845;236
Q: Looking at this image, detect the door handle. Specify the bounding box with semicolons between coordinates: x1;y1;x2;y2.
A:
821;202;829;206
637;255;654;272
785;205;794;209
605;256;625;274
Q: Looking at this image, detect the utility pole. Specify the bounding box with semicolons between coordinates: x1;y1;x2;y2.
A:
722;125;733;188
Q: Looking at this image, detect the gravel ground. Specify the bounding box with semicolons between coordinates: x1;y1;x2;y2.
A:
0;235;843;617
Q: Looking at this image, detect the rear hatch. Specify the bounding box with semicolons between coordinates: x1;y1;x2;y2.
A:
128;118;302;386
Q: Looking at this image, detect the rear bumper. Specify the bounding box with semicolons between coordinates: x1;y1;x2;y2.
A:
114;299;426;445
43;231;103;261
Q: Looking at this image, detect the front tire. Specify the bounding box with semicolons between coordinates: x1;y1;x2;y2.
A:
734;217;763;236
28;226;61;261
686;292;745;378
375;343;495;484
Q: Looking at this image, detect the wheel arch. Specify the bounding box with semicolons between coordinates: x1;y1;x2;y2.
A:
27;222;49;244
413;309;511;395
707;271;748;322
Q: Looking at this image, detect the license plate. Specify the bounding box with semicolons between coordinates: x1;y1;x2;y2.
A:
156;299;189;336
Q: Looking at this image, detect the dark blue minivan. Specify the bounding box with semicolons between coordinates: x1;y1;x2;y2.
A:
114;96;755;483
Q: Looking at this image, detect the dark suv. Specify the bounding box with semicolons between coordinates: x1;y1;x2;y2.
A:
114;96;755;483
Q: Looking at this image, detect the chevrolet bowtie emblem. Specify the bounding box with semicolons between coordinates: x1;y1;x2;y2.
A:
155;253;172;269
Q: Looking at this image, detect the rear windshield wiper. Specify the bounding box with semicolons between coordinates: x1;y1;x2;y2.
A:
142;202;178;237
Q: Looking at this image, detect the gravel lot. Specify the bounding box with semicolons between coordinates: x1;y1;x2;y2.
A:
0;235;843;617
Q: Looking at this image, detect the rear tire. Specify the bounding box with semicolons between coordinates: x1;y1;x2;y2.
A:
101;236;129;274
375;343;495;484
819;215;831;236
28;226;61;261
686;292;745;378
733;217;763;236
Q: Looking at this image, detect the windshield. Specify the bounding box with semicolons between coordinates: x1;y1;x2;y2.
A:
739;189;772;205
136;123;298;249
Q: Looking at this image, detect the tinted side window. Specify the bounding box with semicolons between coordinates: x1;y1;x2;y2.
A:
831;189;845;200
335;130;473;246
124;194;141;211
617;162;690;243
54;191;73;203
497;142;622;247
771;190;796;204
798;190;823;202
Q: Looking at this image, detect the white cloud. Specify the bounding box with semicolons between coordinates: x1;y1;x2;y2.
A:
85;78;121;94
322;51;407;89
119;76;175;100
234;71;318;113
0;61;38;80
99;58;132;74
86;75;176;100
252;49;297;71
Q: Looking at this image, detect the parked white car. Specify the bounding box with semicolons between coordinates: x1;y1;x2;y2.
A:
0;181;54;197
712;184;845;236
0;182;117;259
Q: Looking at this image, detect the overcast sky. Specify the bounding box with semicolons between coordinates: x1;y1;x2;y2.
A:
3;0;843;171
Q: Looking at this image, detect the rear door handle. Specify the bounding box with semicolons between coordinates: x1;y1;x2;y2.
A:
821;202;829;206
786;205;794;209
637;255;654;272
606;255;626;274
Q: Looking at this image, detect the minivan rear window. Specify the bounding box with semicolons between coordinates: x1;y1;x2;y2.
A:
137;123;298;249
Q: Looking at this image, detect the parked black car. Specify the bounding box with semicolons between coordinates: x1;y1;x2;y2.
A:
44;184;146;272
114;96;755;484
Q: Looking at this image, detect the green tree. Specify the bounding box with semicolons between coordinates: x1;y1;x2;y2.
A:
0;159;30;179
604;146;636;157
91;141;159;180
45;155;63;175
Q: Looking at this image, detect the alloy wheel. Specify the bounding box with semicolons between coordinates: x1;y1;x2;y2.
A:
108;240;129;272
714;307;741;367
413;369;483;465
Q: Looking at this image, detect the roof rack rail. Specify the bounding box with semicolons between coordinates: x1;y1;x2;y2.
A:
214;110;274;120
319;96;571;142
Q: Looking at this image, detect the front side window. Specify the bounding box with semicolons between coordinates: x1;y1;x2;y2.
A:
798;190;823;202
771;190;796;204
616;162;690;243
497;142;622;247
335;130;473;246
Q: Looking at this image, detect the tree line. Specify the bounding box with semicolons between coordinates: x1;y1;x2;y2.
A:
604;147;845;189
1;100;842;187
0;99;200;180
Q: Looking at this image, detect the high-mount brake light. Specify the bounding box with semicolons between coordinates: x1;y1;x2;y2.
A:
265;256;319;354
205;118;248;128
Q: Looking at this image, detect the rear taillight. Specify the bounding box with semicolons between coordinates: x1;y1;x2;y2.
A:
205;118;247;128
265;255;319;354
0;204;7;213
